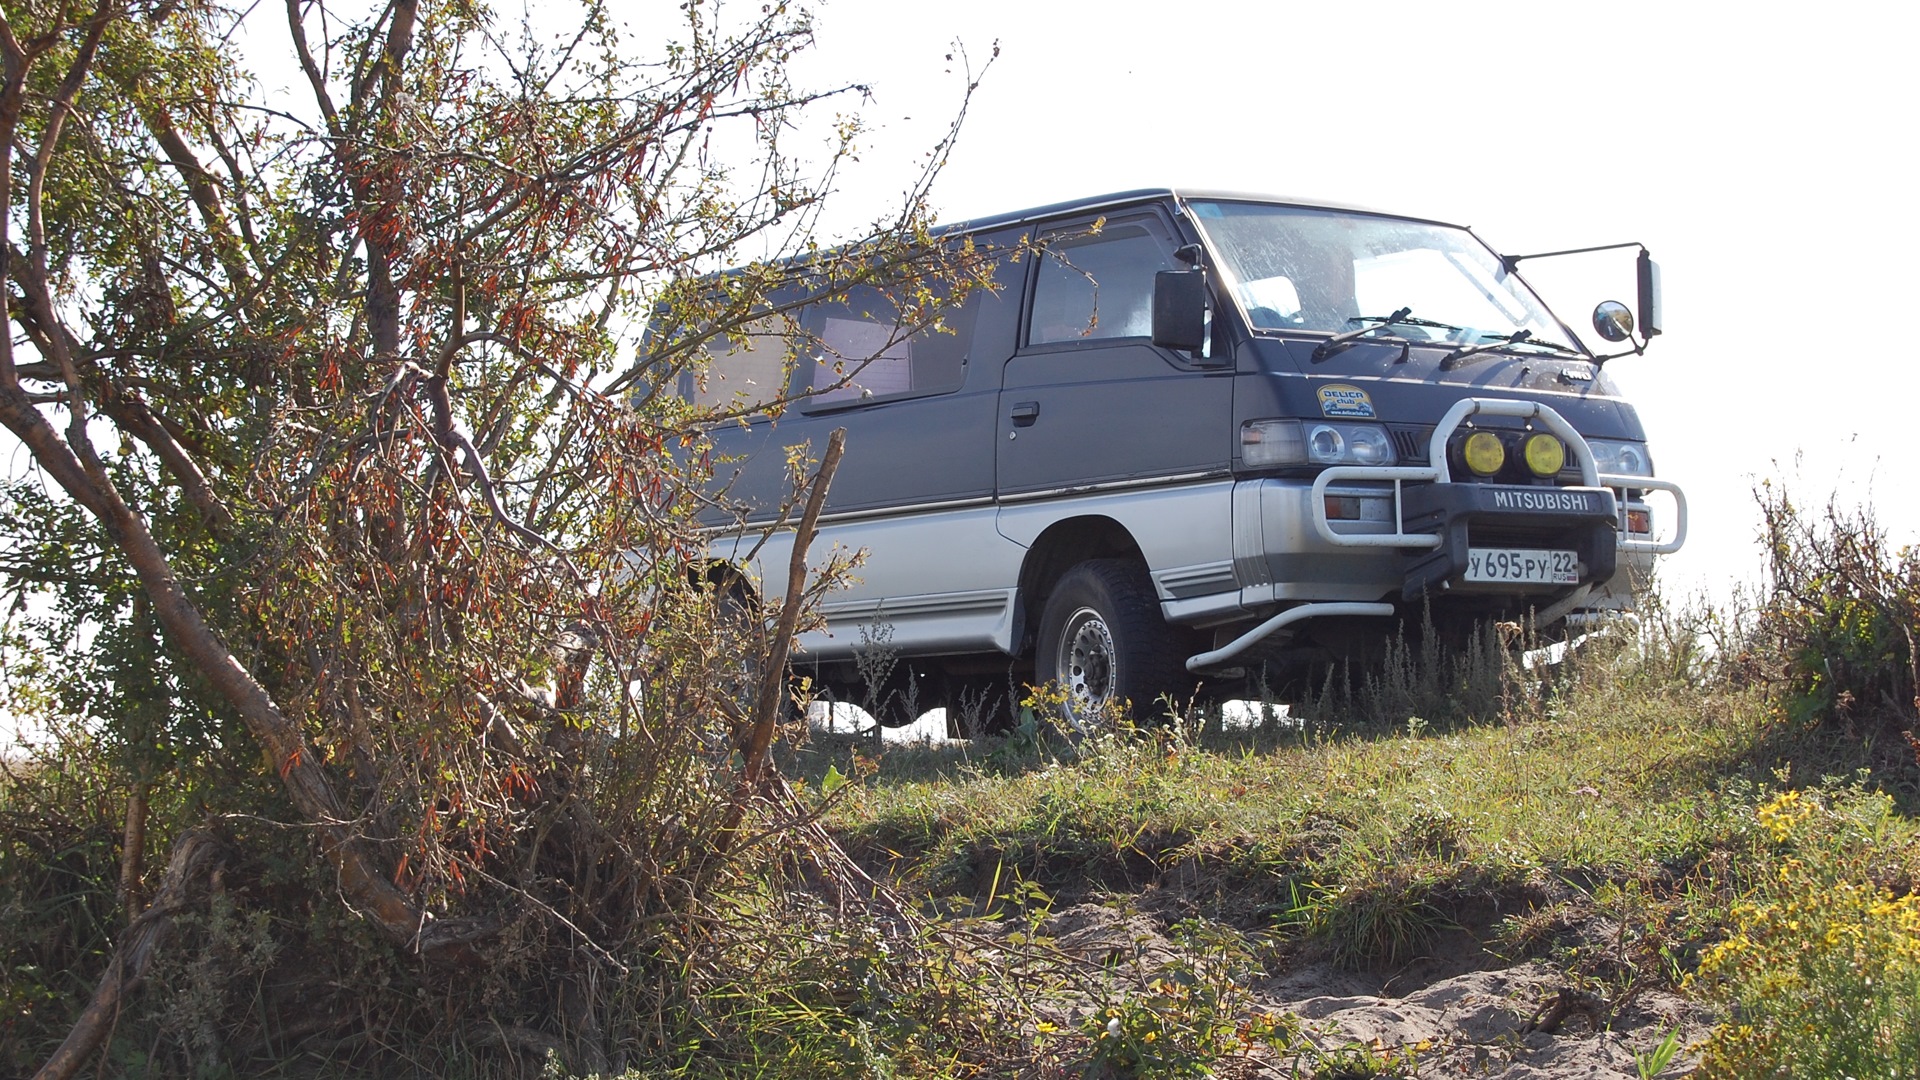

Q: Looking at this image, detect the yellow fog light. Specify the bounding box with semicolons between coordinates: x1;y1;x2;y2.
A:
1524;433;1566;477
1462;431;1506;476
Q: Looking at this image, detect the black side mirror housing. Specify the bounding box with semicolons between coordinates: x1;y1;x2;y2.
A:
1636;249;1662;339
1152;269;1212;355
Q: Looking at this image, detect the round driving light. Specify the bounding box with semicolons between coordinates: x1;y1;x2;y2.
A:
1308;425;1344;461
1462;431;1506;476
1524;434;1565;477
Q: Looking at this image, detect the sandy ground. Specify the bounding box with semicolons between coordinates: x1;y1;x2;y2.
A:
1026;901;1710;1078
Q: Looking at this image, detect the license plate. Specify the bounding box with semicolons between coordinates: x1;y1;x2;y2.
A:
1465;547;1579;585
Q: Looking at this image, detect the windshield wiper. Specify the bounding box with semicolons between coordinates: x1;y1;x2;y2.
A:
1495;333;1584;357
1392;314;1476;335
1312;307;1413;362
1438;330;1586;370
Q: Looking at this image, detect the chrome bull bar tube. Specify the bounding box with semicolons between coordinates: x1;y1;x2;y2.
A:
1606;474;1687;555
1185;601;1396;673
1425;397;1602;486
1188;399;1688;673
1309;397;1686;554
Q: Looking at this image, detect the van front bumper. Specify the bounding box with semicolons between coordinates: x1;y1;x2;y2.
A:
1302;397;1685;600
1394;480;1618;600
1203;398;1687;671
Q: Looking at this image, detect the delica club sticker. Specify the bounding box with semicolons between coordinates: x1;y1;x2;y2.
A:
1318;383;1375;419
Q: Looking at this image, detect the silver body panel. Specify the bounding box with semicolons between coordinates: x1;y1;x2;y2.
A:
998;481;1240;624
1239;480;1404;605
712;504;1024;658
721;480;1264;660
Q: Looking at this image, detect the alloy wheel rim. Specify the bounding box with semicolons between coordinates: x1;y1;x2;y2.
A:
1057;606;1117;725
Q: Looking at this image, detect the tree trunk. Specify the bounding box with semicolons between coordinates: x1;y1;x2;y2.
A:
117;779;147;913
717;427;845;852
33;829;220;1080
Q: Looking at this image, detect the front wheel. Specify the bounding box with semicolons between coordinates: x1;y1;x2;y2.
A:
1036;560;1186;731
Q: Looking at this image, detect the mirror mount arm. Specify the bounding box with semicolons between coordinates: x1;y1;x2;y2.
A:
1499;240;1648;274
1503;240;1663;361
1586;339;1647;368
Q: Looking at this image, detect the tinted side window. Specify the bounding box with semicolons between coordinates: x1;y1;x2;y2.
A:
802;285;971;405
1028;223;1170;345
678;314;794;414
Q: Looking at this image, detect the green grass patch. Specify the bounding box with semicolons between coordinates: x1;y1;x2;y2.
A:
785;602;1920;1077
819;673;1772;933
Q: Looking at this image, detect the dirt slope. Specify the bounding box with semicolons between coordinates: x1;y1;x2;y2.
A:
1028;901;1711;1078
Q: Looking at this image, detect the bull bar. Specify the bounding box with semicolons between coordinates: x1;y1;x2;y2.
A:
1184;398;1687;673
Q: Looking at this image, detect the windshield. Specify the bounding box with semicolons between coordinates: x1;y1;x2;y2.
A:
1188;200;1574;349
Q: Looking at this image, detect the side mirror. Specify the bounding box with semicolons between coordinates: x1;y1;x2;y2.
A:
1499;241;1663;357
1592;300;1634;343
1636;249;1662;339
1152;268;1212;355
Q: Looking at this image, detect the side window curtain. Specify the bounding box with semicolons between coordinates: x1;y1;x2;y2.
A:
1028;222;1172;345
803;284;973;404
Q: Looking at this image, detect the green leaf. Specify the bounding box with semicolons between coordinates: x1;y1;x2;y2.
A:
821;763;847;794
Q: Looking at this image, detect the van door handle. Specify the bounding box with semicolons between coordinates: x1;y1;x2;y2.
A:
1010;401;1040;426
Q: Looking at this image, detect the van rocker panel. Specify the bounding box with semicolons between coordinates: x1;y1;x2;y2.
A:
803;588;1018;660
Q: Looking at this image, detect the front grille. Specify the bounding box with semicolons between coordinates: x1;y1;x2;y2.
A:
1389;426;1432;463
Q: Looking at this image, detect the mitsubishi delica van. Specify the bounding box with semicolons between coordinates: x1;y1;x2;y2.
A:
679;189;1685;731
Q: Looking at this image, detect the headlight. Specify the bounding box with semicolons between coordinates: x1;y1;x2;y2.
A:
1523;433;1566;477
1240;419;1305;467
1587;438;1653;478
1242;419;1395;468
1306;422;1394;466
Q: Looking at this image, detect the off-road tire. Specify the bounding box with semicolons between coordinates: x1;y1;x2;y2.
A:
1037;559;1187;731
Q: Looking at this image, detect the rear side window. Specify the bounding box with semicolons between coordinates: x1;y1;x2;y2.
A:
679;314;795;415
1028;223;1170;344
802;284;971;405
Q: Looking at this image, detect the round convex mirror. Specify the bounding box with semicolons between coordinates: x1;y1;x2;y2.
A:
1592;300;1635;343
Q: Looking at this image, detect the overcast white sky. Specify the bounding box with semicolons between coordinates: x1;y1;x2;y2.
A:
7;0;1918;742
777;0;1920;602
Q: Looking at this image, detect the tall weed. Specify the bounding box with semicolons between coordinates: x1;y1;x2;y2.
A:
1292;613;1521;732
1754;485;1919;733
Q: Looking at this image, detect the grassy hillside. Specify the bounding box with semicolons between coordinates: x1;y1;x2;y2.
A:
6;496;1919;1078
768;625;1918;1078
